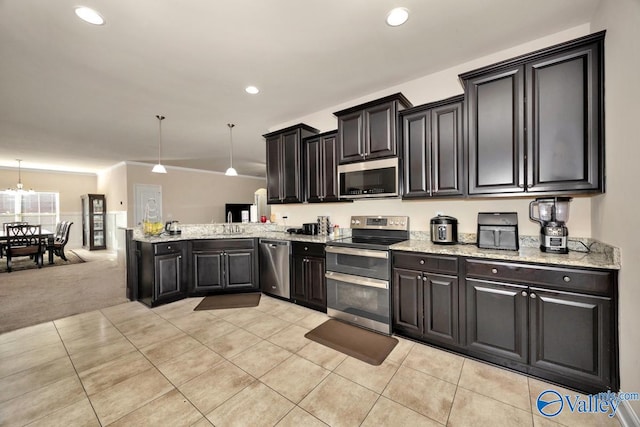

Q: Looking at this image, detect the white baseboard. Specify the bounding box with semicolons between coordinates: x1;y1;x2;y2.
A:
617;399;640;427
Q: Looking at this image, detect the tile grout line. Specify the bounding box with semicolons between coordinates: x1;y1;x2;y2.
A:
51;317;103;426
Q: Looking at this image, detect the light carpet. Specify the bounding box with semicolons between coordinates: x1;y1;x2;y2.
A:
0;248;129;334
0;249;84;273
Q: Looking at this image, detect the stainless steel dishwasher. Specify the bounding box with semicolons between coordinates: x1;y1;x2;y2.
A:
259;239;291;299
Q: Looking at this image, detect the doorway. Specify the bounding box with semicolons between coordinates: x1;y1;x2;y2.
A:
133;184;162;226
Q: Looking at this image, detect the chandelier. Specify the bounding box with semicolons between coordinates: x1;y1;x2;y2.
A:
6;159;34;193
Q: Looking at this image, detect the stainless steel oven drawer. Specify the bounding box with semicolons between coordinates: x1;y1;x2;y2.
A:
325;271;391;334
325;245;390;281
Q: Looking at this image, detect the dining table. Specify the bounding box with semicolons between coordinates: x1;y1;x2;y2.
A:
0;228;55;264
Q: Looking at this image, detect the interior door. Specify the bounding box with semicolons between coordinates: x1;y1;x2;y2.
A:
134;184;162;227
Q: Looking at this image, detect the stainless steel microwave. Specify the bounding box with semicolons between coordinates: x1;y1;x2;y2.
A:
338;157;399;199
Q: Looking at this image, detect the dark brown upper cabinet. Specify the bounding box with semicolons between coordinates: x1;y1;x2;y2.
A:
304;130;346;203
401;95;465;198
460;31;605;195
264;124;319;204
334;93;412;164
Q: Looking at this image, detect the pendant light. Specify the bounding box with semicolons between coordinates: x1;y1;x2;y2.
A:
6;159;34;193
152;115;167;174
225;123;238;176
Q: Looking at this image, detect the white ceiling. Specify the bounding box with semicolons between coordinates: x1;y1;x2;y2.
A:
0;0;599;177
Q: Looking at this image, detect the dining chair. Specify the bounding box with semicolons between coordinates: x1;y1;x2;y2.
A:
5;224;43;272
46;221;73;264
1;221;28;259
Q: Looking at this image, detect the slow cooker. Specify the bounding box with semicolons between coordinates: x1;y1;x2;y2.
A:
430;215;458;244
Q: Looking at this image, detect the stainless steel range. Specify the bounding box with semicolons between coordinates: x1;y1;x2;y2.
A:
325;215;409;334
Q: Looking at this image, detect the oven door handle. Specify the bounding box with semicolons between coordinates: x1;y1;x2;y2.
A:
325;271;389;289
325;246;388;259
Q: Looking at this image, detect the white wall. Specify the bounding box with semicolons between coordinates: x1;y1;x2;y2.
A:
590;0;640;416
269;25;594;238
124;162;266;226
97;162;128;250
0;167;97;248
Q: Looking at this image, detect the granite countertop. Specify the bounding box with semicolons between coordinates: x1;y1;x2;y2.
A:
390;240;620;270
133;224;620;270
133;230;340;245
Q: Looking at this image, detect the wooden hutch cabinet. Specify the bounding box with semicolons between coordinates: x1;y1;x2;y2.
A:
81;194;106;250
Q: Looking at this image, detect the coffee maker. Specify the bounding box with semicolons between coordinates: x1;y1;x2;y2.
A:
529;197;572;254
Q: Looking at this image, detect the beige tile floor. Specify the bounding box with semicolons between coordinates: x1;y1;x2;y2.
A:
0;295;622;427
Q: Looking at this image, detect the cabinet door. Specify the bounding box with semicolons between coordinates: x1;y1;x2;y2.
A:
423;273;459;346
304;137;322;202
291;255;307;301
466;67;525;194
305;256;327;310
431;102;464;196
320;134;339;201
154;253;183;300
266;136;282;203
465;279;528;364
191;251;224;292
365;101;396;160
529;287;611;390
392;268;422;336
402;110;430;197
338;111;364;163
526;42;602;192
225;249;256;289
281;129;302;203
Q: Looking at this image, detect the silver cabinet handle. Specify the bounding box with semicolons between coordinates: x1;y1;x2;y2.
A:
491;268;498;274
419;259;425;265
304;246;308;251
417;276;421;280
326;246;388;259
521;291;527;297
530;293;537;299
422;277;427;281
563;276;571;282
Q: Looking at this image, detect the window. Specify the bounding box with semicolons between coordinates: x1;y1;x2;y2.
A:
0;191;59;231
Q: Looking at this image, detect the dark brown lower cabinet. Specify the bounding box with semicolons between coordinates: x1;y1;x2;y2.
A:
189;239;258;295
463;258;616;393
393;267;459;347
137;241;187;307
391;252;618;393
528;287;612;392
392;252;460;349
292;242;326;312
465;279;529;365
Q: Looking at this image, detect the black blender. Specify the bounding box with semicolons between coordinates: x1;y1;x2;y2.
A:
529;197;572;254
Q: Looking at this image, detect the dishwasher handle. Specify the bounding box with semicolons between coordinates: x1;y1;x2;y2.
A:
260;239;290;247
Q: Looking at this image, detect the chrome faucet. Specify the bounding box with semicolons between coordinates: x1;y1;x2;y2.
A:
227;211;233;224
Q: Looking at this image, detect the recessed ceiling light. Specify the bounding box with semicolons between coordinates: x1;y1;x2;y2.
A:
245;86;259;95
386;7;409;27
74;6;105;25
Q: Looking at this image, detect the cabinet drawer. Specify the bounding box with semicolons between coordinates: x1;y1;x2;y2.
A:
191;239;255;251
154;242;183;255
464;259;613;295
393;252;458;274
292;241;325;257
